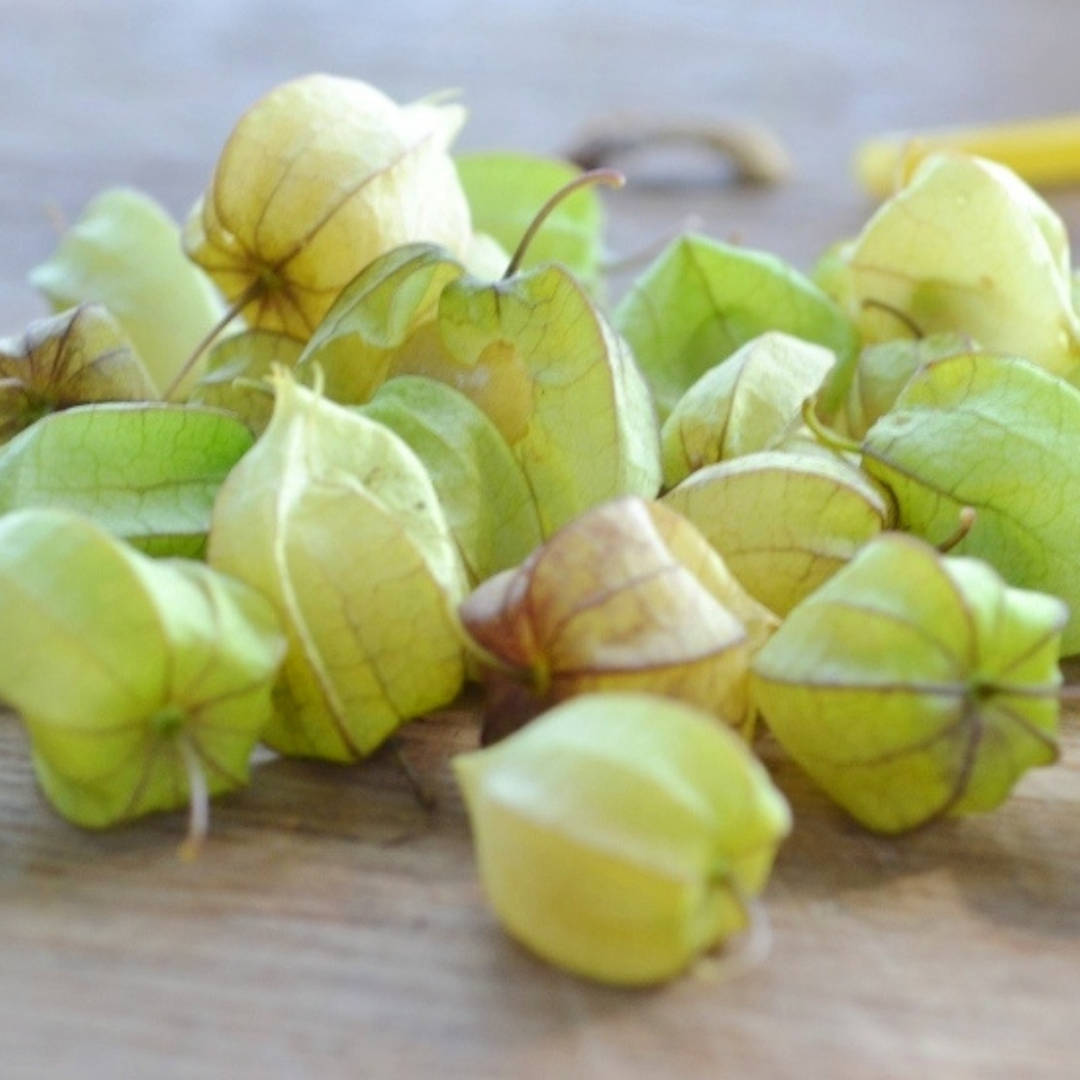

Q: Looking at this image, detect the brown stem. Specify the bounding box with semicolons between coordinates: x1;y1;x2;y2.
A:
388;737;437;812
936;506;977;554
566;117;791;187
162;279;264;402
503;168;625;280
861;298;925;339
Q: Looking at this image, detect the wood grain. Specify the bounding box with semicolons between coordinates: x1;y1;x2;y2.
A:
2;2;1079;1077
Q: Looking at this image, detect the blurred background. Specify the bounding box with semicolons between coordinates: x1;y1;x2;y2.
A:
4;0;1080;332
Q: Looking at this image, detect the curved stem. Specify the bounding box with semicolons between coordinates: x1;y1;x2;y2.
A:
936;506;976;554
861;297;924;339
800;395;862;456
503;168;625;280
162;279;264;402
566;118;790;187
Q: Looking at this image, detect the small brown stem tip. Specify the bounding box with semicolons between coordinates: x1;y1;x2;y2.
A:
937;506;977;554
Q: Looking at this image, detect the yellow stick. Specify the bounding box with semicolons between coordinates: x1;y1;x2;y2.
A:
854;114;1080;197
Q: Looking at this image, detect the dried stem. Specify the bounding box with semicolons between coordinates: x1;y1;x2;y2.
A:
861;297;925;339
936;506;977;554
162;279;264;402
567;116;791;187
388;737;438;812
504;168;626;280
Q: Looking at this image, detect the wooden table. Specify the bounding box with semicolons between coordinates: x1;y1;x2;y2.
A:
2;2;1079;1076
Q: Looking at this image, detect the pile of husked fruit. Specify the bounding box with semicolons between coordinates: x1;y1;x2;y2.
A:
1;73;1075;986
